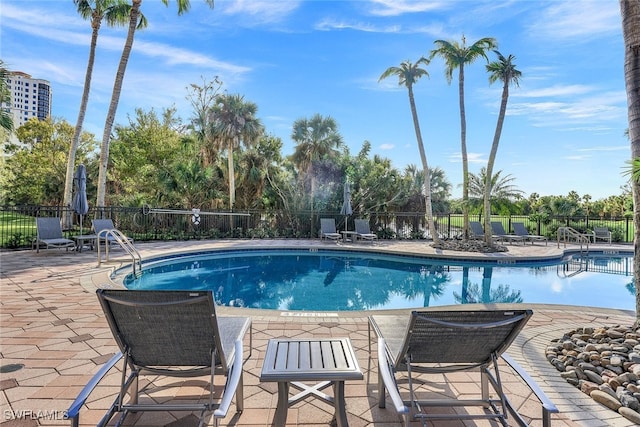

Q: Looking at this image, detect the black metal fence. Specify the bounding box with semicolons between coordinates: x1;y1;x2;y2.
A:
0;205;634;249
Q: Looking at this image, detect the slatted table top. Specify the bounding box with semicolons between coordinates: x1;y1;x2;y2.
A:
260;338;363;382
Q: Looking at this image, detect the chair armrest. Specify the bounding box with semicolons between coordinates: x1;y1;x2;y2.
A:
214;339;244;418
502;353;558;427
377;338;409;416
64;352;123;426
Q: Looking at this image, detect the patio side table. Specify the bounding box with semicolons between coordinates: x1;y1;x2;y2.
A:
340;230;359;243
73;234;97;252
260;337;363;427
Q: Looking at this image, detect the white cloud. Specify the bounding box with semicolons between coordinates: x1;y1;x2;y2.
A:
528;1;620;41
379;143;395;150
448;152;486;164
367;0;448;17
515;85;594;98
221;0;300;24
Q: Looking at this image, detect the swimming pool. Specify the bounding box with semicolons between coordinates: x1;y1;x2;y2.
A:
121;249;635;311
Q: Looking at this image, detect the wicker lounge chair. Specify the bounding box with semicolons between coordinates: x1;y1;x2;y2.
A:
65;290;252;427
320;218;341;241
490;221;525;245
34;217;76;253
354;219;377;242
513;222;548;245
368;309;557;427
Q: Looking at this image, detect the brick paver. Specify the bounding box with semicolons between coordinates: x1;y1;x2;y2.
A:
1;239;636;426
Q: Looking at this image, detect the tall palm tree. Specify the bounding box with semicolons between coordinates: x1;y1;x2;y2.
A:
95;0;214;207
482;51;521;244
290;114;343;213
379;58;441;245
619;0;640;322
210;93;263;209
430;36;497;240
0;60;13;133
63;0;130;220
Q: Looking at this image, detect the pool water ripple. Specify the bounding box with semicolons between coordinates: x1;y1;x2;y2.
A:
122;249;635;311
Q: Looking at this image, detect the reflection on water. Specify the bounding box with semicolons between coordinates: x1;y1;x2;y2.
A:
124;250;635;311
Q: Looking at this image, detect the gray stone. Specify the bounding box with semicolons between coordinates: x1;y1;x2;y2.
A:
608;330;625;339
584;370;604;385
579;362;598;373
598;384;618;400
620;393;640;411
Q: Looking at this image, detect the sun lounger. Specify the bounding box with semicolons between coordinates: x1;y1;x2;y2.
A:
34;217;76;253
354;219;377;242
592;227;612;244
320;218;341;241
491;221;525;245
513;222;548;245
368;309;558;426
92;218;133;245
65;289;252;427
469;221;486;239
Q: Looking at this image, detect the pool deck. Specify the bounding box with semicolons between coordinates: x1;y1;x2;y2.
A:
1;238;636;426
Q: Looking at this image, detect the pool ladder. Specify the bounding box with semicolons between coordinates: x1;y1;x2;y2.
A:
97;229;142;276
556;227;590;253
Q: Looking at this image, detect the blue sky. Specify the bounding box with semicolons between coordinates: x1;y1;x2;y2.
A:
2;0;628;200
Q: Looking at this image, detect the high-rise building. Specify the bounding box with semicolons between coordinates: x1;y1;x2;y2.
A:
2;71;52;130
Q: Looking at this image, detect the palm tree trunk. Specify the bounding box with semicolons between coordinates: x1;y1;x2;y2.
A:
96;0;141;207
228;143;235;208
459;64;470;240
483;80;510;245
63;18;100;226
620;0;640;323
408;86;441;245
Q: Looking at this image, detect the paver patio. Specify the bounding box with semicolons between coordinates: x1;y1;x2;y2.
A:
1;239;636;426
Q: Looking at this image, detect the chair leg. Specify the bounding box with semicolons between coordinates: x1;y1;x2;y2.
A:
236;370;244;412
378;368;386;408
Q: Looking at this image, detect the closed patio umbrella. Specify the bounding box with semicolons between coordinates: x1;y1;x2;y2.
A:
340;181;353;233
72;164;89;235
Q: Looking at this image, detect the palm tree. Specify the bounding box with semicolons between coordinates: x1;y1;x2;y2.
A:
209;93;263;209
95;0;214;207
0;60;12;133
63;0;130;221
468;168;523;212
430;36;497;239
620;0;640;323
290;114;343;214
379;58;441;245
482;51;521;245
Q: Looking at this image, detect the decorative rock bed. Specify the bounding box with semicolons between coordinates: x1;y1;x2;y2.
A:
431;240;509;253
546;325;640;424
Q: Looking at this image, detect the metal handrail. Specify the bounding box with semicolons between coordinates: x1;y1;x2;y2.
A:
97;228;142;276
556;226;590;253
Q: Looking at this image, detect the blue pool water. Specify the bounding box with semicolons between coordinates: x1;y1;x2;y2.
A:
122;249;635;311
